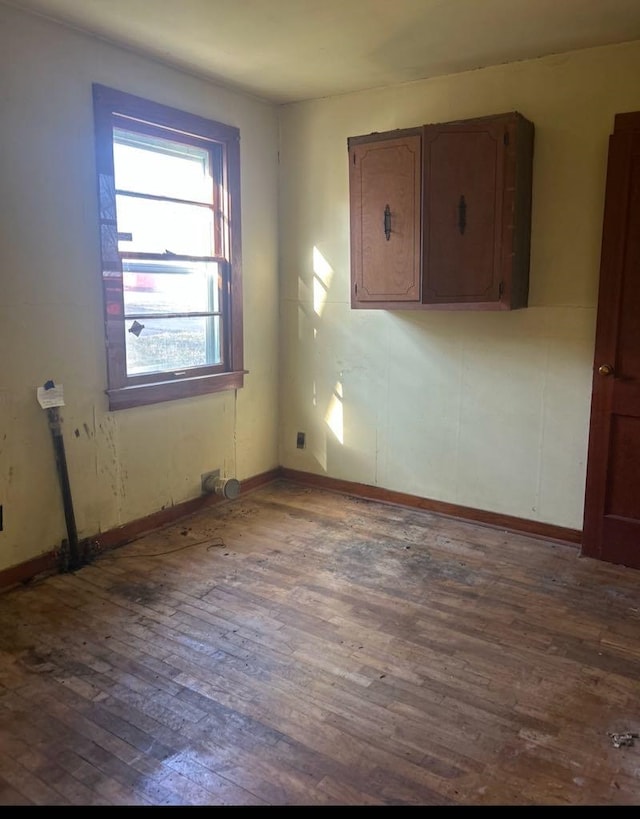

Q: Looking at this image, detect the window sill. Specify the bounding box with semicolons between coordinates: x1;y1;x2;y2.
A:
106;370;246;410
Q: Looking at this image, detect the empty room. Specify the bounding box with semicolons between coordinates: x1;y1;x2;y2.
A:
1;0;640;806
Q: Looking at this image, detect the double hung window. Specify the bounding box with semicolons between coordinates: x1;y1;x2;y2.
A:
92;85;244;410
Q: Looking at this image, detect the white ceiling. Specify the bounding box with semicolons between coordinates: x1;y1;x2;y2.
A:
6;0;640;104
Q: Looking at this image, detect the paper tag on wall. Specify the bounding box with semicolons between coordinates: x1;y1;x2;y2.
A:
37;383;65;409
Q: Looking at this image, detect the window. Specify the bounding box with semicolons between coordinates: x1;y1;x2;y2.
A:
92;84;244;410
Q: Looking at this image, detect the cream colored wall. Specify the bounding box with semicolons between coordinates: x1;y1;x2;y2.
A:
278;40;640;531
0;5;280;573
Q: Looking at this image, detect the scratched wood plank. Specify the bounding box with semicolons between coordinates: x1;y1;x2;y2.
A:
1;480;639;805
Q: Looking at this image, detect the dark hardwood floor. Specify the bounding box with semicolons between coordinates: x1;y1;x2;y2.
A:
1;479;639;805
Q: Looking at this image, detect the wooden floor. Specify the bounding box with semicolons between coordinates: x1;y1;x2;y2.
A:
1;480;639;806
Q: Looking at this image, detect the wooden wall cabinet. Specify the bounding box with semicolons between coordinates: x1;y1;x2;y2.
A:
348;112;535;310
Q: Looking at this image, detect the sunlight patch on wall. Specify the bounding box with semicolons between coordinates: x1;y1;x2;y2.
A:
313;246;334;317
325;380;343;444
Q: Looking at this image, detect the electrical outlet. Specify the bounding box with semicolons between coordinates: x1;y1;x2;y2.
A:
296;432;306;449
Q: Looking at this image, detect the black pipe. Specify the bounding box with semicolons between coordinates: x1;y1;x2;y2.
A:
47;406;81;571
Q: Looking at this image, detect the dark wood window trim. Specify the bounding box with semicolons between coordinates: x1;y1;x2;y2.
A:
92;84;245;410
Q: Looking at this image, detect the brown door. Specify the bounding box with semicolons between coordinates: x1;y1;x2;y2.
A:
582;111;640;568
348;130;422;306
423;118;505;305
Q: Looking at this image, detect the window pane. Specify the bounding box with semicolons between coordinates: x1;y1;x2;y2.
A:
125;315;222;376
113;127;214;204
122;260;221;316
116;195;215;256
93;84;244;406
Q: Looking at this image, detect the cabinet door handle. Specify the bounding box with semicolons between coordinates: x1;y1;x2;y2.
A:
384;204;391;240
458;195;467;235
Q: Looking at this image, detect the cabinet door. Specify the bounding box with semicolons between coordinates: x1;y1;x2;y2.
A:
423;120;505;306
349;134;422;306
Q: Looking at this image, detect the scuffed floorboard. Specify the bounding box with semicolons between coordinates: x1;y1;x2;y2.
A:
0;480;639;805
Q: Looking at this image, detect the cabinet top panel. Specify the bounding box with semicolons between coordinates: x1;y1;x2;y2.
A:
348;111;533;146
